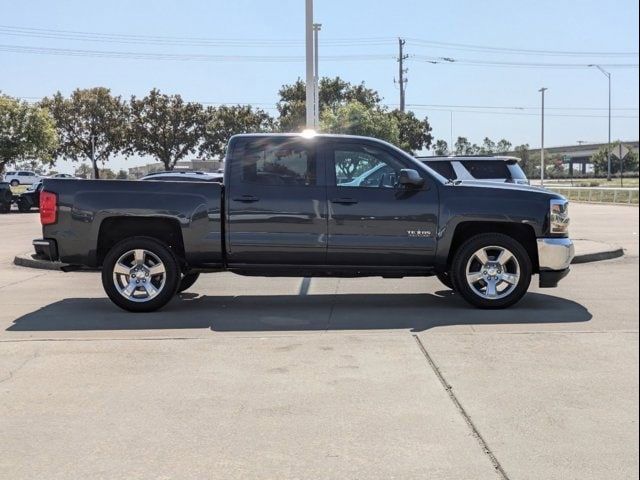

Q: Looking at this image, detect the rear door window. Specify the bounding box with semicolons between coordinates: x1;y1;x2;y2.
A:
460;161;511;180
423;161;457;180
235;137;316;186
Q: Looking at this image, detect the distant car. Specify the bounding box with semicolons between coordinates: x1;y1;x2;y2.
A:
49;173;79;179
139;171;224;183
416;156;530;185
15;181;43;212
0;182;12;213
3;170;41;186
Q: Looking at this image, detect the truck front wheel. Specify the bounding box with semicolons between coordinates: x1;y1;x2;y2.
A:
101;236;181;312
451;233;532;309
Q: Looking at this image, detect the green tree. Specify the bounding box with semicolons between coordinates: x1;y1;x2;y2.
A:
128;89;203;171
116;169;129;179
277;77;381;132
495;139;512;153
433;139;449;155
74;163;93;179
41;87;129;179
389;109;433;154
99;168;117;179
514;144;537;177
454;136;480;155
199;105;274;159
592;142;639;175
479;137;496;154
0;94;57;175
321;101;399;143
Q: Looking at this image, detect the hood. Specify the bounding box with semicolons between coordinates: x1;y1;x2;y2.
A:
450;179;565;199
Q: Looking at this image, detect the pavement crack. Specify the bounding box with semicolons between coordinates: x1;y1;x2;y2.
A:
413;334;510;480
0;351;38;384
0;272;49;291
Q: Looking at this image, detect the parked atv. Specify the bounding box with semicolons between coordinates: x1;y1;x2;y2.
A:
16;181;43;212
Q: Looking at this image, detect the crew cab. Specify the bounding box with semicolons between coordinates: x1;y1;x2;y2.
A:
33;133;574;312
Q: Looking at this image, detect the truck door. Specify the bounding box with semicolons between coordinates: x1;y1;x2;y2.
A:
226;136;328;265
325;139;439;266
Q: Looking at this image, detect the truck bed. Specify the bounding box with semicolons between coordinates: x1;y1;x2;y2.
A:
42;178;223;268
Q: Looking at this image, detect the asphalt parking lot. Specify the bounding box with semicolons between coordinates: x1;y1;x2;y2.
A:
1;204;638;480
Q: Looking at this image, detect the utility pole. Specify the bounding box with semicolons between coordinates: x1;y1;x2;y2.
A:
395;38;408;112
539;87;548;186
305;0;314;130
90;134;96;179
313;23;322;129
589;65;612;181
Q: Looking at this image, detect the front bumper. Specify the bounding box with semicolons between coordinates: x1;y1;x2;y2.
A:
33;238;58;262
537;237;574;288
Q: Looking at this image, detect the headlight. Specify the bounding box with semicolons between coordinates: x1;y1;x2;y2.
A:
550;199;570;235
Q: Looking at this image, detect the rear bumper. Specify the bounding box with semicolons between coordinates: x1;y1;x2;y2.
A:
537;237;574;288
32;238;58;262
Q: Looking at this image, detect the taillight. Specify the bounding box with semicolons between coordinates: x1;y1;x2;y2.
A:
40;191;57;225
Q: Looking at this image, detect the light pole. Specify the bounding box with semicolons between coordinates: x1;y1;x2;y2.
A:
313;23;322;129
305;0;314;130
589;64;612;181
539;87;548;186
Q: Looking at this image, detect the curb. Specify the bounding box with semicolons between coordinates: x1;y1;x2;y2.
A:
13;254;70;271
572;247;624;264
14;242;626;272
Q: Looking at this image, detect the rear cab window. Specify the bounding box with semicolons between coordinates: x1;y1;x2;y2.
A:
232;137;317;187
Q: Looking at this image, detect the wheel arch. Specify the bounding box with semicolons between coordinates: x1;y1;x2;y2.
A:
444;221;539;273
97;216;186;268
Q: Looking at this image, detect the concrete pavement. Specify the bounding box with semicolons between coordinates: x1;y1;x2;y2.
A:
0;204;638;479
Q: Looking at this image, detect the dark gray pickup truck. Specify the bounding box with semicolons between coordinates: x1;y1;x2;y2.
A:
33;133;574;312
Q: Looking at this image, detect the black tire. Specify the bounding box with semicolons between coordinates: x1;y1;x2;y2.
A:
0;203;10;214
177;272;200;293
17;199;31;212
451;233;532;309
101;236;181;312
10;180;19;187
435;270;455;290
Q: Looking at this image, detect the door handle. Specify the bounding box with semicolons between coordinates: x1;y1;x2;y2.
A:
232;195;260;203
331;197;359;205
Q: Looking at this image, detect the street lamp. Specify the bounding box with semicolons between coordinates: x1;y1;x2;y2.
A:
313;23;322;129
589;64;612;181
305;0;314;130
539;87;548;186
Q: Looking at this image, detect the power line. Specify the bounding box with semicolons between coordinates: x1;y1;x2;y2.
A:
406;37;639;57
0;44;393;62
0;25;392;47
411;54;639;69
405;103;639;111
1;25;638;58
3;43;638;70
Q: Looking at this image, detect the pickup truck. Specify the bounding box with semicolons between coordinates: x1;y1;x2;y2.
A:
32;133;574;312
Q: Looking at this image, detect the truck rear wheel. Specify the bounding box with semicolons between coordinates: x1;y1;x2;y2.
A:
101;236;181;312
451;233;532;309
177;272;200;293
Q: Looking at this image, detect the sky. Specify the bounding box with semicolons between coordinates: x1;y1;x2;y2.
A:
1;0;639;173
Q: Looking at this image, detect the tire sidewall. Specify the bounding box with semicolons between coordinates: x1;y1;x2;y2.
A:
101;236;181;312
452;233;532;309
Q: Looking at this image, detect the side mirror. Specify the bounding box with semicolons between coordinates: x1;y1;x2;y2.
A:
398;169;425;188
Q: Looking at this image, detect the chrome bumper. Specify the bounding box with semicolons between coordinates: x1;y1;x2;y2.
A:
537;238;574;271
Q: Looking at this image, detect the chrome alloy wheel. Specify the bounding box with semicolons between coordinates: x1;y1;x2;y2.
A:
112;249;166;303
465;245;520;300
